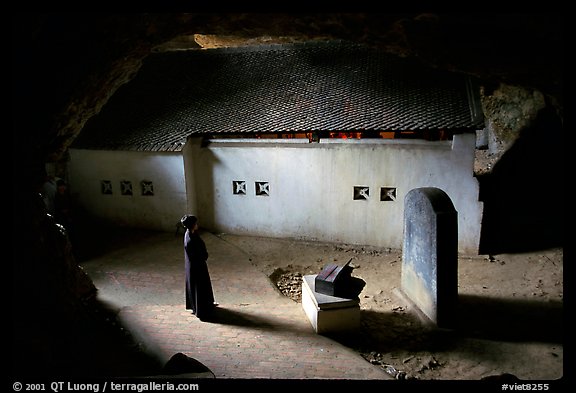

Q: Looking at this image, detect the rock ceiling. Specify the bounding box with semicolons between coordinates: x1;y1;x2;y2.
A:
12;13;562;163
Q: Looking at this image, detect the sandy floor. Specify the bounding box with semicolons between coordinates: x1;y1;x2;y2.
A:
217;234;563;381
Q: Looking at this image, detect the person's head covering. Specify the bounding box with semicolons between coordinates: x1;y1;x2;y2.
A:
181;214;198;230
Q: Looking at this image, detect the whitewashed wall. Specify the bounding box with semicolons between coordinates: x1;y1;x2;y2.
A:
68;149;187;232
69;134;483;253
186;134;483;254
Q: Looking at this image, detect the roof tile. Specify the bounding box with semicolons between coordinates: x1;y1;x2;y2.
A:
73;41;484;151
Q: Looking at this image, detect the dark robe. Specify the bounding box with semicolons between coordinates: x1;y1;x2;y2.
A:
184;229;215;319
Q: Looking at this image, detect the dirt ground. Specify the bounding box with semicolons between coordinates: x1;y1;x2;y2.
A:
217;234;563;381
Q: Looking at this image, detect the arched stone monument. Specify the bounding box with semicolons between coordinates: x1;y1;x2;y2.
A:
401;187;458;328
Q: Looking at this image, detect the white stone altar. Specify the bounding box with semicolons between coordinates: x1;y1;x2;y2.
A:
301;274;360;334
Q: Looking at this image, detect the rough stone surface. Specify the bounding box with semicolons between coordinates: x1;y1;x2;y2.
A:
11;13;563;380
480;83;547;159
401;187;458;327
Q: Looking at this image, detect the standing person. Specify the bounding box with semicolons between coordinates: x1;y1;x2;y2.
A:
181;214;217;321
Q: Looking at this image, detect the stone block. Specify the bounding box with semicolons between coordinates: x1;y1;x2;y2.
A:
401;187;458;328
301;274;360;334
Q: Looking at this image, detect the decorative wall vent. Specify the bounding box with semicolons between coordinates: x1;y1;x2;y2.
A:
141;180;154;196
101;180;113;195
380;187;397;201
233;180;246;195
256;181;270;196
354;186;370;200
120;180;133;196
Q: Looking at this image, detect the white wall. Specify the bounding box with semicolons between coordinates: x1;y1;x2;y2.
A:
69;134;483;253
68;149;188;232
187;134;483;254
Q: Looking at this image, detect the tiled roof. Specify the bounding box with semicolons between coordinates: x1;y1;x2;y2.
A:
73;41;484;151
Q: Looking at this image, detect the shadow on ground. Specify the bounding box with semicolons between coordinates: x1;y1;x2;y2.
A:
201;306;306;335
327;294;563;357
12;297;163;378
455;295;563;343
72;217;168;263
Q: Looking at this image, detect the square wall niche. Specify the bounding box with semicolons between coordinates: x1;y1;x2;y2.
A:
141;181;154;196
256;181;270;196
101;180;113;195
353;186;369;200
233;180;246;195
120;180;133;196
380;187;397;201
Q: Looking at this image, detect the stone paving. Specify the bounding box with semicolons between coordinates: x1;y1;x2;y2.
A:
81;230;390;380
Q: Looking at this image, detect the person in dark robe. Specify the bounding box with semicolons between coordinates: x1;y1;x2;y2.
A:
181;214;217;320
